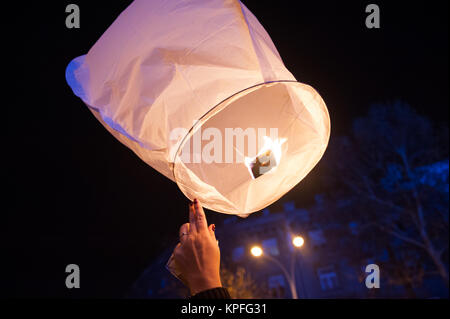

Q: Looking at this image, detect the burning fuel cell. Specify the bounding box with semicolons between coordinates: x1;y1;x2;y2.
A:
245;136;287;179
250;149;276;178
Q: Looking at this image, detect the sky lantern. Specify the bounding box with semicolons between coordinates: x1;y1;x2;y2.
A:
65;0;330;217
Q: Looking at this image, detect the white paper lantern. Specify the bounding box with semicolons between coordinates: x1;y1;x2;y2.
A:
65;0;330;217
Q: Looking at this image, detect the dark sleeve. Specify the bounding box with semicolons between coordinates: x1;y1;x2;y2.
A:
189;287;231;299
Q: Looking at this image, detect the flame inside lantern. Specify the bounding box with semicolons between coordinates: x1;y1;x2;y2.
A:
245;136;287;179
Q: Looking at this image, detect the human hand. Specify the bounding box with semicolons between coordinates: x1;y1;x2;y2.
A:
173;199;221;295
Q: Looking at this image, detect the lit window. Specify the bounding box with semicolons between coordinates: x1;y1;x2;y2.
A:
308;230;326;247
317;266;339;291
232;246;245;261
283;201;295;212
348;221;359;235
262;238;279;256
295;209;310;222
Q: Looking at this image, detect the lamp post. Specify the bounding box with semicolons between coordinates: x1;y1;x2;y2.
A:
251;235;305;299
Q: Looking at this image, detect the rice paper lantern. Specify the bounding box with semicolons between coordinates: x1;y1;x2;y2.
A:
65;0;330;217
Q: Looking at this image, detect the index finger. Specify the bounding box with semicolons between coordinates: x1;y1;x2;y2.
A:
193;198;208;233
189;202;198;234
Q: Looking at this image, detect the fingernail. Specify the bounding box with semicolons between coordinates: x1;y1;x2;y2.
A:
193;198;198;204
212;224;216;232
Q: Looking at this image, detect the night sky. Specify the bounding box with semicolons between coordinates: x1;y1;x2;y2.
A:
6;1;448;297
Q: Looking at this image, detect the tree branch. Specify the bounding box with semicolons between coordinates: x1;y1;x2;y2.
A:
378;225;426;249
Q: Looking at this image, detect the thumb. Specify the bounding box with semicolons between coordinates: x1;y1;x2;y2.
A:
208;224;216;240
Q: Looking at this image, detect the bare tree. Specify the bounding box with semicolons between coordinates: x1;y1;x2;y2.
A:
324;101;449;288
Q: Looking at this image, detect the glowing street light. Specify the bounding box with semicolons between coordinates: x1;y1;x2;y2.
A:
250;235;306;299
292;236;304;248
250;246;263;257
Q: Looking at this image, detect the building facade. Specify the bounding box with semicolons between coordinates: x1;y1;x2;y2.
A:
129;194;448;298
216;200;367;299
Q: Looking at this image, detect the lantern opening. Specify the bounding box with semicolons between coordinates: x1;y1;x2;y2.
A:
173;80;330;216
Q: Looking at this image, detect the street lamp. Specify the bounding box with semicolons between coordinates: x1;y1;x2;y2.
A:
250;246;263;257
292;236;304;248
250;235;305;299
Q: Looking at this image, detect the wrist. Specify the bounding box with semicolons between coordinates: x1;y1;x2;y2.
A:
189;275;222;296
